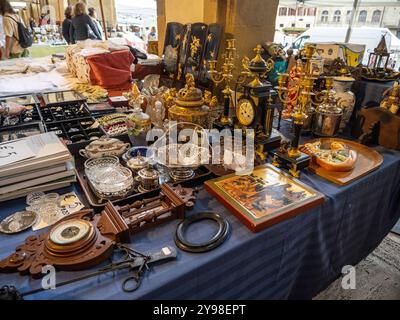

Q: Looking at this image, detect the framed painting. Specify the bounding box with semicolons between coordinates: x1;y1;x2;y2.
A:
204;164;325;232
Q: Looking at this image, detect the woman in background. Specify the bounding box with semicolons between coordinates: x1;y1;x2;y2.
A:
88;7;103;40
62;6;73;44
0;0;29;59
69;2;101;44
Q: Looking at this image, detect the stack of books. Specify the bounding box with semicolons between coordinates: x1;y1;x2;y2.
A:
0;132;75;202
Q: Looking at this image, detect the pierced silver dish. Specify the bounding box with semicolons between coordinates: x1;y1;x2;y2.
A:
151;143;210;180
0;211;38;234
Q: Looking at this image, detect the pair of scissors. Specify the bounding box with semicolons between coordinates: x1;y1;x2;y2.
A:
122;257;150;292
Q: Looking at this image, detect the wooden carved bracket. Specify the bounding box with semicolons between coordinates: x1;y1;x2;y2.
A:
353;107;400;150
0;184;197;278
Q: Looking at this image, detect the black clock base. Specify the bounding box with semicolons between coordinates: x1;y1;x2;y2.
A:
255;129;282;150
269;149;310;178
214;121;234;132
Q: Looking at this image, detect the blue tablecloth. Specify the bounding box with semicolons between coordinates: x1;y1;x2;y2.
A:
0;147;400;300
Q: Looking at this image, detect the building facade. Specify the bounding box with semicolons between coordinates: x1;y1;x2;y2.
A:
276;1;400;38
275;4;317;36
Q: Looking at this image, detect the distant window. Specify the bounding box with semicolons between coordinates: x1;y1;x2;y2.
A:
306;8;316;16
358;10;367;23
288;8;296;16
278;7;287;16
297;7;304;16
280;24;284;27
291;23;295;27
321;10;329;23
306;23;310;27
333;10;341;22
372;10;381;23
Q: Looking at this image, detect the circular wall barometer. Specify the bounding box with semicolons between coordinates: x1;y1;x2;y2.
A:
49;219;93;245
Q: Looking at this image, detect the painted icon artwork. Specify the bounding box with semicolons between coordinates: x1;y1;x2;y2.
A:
214;166;315;219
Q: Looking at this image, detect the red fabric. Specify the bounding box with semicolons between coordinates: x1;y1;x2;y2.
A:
86;50;134;90
132;63;162;80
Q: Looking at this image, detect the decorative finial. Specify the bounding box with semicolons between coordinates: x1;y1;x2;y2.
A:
253;44;263;55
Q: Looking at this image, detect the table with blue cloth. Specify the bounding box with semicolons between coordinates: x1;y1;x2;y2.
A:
0;146;400;300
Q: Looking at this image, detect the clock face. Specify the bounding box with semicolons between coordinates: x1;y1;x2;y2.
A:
49;219;92;245
237;98;256;126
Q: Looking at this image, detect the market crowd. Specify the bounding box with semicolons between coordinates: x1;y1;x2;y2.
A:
0;0;103;59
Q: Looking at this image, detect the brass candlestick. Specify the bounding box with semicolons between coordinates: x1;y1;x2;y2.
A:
208;39;239;126
271;44;323;177
275;44;319;158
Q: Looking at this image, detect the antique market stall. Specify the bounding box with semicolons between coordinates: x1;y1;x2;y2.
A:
0;0;399;301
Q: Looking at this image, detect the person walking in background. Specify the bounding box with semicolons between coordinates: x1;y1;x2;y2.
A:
39;11;50;26
28;17;36;30
88;7;103;40
0;0;29;59
148;26;157;41
62;5;73;44
70;2;101;44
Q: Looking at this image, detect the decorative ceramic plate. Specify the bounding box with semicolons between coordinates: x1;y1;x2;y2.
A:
302;138;383;185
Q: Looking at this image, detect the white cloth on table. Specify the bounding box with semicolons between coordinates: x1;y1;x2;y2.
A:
0;57;56;75
0;59;81;95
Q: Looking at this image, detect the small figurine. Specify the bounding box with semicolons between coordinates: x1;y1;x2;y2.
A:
128;83;143;108
381;82;399;114
203;90;218;108
163;88;177;108
282;59;303;119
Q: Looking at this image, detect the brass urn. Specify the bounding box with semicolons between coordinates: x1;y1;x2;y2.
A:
168;73;209;128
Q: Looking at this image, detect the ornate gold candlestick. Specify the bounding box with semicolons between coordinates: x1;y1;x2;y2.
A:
271;44;323;177
274;44;320;157
208;39;239;127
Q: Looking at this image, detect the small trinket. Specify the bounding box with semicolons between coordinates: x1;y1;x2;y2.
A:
137;167;160;192
0;211;37;234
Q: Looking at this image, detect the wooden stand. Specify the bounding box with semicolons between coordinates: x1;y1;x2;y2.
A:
353;107;400;150
0;185;196;278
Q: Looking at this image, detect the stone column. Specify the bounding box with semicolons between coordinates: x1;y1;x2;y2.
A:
156;0;166;55
223;0;279;68
156;0;279;67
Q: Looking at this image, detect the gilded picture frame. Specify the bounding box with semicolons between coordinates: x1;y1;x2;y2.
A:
204;164;325;232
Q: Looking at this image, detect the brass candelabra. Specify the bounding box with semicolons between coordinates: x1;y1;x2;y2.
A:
274;44;320;158
208;39;240;126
